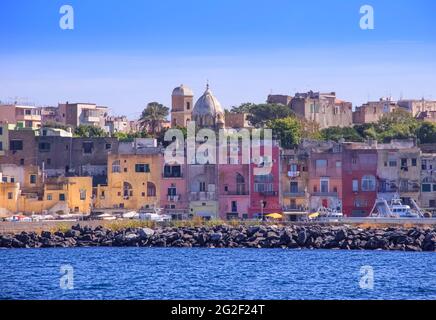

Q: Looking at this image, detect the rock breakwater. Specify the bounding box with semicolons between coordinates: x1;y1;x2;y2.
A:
1;224;435;251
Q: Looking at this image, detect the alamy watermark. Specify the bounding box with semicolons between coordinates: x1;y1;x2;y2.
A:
359;265;374;290
59;5;74;30
360;5;374;30
60;264;74;290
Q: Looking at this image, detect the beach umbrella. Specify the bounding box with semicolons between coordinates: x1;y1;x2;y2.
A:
265;213;283;219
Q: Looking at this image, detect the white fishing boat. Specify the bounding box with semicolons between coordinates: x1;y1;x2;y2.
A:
369;196;425;219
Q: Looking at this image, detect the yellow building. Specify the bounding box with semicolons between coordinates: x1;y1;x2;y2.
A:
95;139;162;211
0;176;92;216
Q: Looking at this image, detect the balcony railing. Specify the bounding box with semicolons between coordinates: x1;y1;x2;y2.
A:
259;191;278;196
162;173;184;179
167;194;181;202
283;191;306;197
222;191;249;196
311;192;338;197
190;192;216;201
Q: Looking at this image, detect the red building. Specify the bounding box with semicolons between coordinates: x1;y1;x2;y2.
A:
248;141;282;218
341;144;378;217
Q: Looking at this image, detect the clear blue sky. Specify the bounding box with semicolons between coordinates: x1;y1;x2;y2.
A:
1;0;435;117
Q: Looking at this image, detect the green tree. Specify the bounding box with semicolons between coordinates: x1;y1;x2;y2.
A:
321;126;364;142
230;102;255;114
267;117;303;149
247;103;293;127
138;102;169;135
416;121;436;144
42;121;72;131
74;125;108;138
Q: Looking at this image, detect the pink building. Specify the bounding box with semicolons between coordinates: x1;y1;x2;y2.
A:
160;157;189;220
248;142;282;219
218;149;250;219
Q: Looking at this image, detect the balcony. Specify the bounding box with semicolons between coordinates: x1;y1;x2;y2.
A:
287;171;300;178
190;192;216;201
223;191;249;196
167;194;181;202
312;192;338;197
162;173;184;179
259;191;278;196
283;191;306;198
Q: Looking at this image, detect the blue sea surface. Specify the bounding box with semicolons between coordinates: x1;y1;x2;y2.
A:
0;248;435;300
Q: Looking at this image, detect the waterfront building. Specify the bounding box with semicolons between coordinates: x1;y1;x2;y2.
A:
420;153;436;215
376;140;421;205
0;175;92;216
160;155;189;220
341;143;378;217
280;148;309;220
248;141;281;219
217;142;251;220
95;138;161;211
306;141;343;212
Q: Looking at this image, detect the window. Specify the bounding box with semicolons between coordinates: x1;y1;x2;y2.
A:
320;178;329;193
290;182;299;193
47;194;52;201
2;177;7;182
336;161;342;168
20;159;25;165
123;182;133;197
361;175;376;191
168;186;177;196
8;192;13;200
422;184;432;192
30;174;37;184
147;182;156;197
59;194;66;201
231;201;237;213
10;140;23;151
105;143;112;150
0;141;2;151
82;142;93;154
112;160;121;173
412;158;417;167
422;160;427;170
290;164;298;172
401;158;408;169
388;159;397;167
163;165;181;177
352;179;359;192
47;158;51;165
10;177;15;183
80;189;86;200
39;142;51;152
0;127;3;135
316;159;327;169
199;181;206;192
430;200;436;208
186;102;191;110
135;164;150;173
224;185;228;192
236;173;246;194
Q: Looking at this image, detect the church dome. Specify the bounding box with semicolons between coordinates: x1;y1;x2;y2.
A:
192;85;224;117
172;84;194;97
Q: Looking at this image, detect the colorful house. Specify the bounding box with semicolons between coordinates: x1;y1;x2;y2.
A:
248;141;281;219
341;144;378;217
95;139;161;211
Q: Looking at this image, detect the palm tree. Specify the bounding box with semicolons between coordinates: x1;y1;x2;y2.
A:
138;102;169;135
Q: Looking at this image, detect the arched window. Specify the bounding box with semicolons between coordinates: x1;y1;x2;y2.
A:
112;160;121;173
147;182;156;197
361;175;376;191
123;182;133;197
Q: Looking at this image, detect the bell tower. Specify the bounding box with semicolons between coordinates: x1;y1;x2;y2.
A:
171;84;194;128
